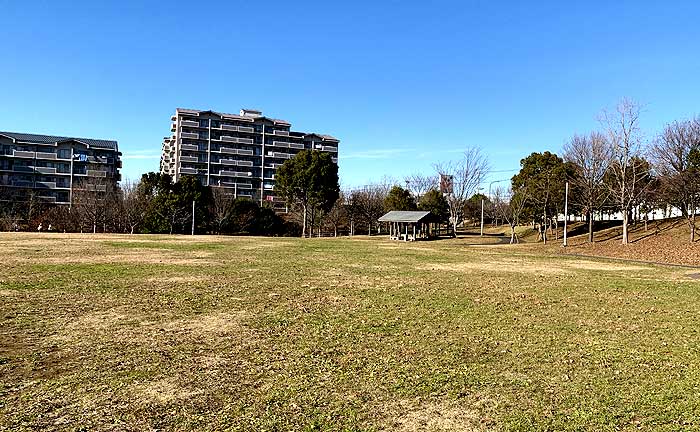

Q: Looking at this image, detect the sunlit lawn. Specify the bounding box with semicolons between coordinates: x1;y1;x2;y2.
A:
1;233;699;431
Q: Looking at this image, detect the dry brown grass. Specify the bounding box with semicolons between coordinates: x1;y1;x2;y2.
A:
1;232;699;431
385;400;490;432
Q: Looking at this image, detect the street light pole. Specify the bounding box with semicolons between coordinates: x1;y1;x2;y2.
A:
480;198;484;237
563;182;569;247
191;200;195;236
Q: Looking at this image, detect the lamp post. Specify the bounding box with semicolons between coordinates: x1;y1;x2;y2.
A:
480;197;484;236
191;200;195;236
563;181;569;247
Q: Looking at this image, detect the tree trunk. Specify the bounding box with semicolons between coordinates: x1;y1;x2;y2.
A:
690;207;696;243
622;210;629;244
510;224;516;244
588;209;594;243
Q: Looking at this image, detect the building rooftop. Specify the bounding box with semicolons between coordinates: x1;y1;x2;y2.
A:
174;108;334;139
0;131;119;151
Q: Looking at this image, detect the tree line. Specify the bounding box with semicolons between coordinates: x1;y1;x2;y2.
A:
1;100;697;243
311;98;698;245
492;98;699;245
0;173;294;235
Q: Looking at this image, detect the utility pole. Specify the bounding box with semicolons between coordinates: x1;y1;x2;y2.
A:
563;182;569;247
480;198;484;237
191;200;195;236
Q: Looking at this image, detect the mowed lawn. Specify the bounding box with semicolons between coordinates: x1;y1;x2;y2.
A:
1;234;699;431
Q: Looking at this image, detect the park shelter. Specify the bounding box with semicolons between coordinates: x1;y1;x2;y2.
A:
378;211;436;241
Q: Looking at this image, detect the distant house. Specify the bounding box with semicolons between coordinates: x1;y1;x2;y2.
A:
378;211;437;241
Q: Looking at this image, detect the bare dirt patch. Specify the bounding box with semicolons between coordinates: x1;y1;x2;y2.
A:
52;309;251;345
385;400;489;432
162;312;249;336
136;377;203;404
240;241;293;250
562;260;649;272
420;260;568;275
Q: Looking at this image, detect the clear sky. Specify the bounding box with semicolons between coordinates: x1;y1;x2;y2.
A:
2;1;699;190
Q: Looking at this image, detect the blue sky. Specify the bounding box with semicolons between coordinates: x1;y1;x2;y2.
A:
2;1;700;189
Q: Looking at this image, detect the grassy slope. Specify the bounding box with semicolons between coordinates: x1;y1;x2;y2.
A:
1;233;699;431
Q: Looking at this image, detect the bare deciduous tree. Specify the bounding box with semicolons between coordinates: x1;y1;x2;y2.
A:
404;173;438;201
651;117;700;242
434;147;489;236
353;185;388;235
210;186;235;235
601;98;651;244
563;132;612;242
121;179;148;234
323;192;348;237
493;185;528;244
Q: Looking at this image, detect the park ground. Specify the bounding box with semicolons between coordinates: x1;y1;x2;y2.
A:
0;230;699;431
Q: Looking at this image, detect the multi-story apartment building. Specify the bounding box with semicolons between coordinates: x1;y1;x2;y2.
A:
161;108;339;208
0;131;121;206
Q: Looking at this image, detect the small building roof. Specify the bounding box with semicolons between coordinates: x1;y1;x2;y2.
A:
378;211;434;223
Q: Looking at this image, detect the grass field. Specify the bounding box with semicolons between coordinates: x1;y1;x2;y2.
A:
1;233;700;431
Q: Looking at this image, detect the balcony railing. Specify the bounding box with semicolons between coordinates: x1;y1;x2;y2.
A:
13;181;33;187
36;181;57;189
220;147;255;156
180;167;197;175
181;132;199;139
36;152;57;160
181;120;199;127
35;167;57;174
13;166;34;173
238;126;254;133
181;144;199;151
322;146;338;152
289;143;305;150
13;150;35;158
180;156;199;163
221;136;254;145
218;170;252;177
272;130;289;136
221;124;238;132
271;141;289;148
269;152;292;159
87;170;107;177
219;182;254;190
